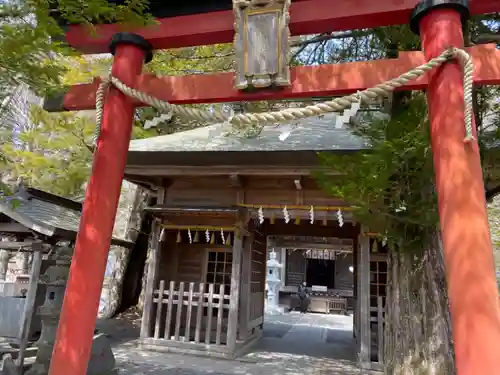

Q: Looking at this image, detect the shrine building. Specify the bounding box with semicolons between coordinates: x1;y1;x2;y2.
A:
127;113;385;368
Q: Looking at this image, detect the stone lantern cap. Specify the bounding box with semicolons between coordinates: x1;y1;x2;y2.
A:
267;250;282;268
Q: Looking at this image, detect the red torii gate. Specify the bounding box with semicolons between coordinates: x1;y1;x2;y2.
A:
46;1;500;375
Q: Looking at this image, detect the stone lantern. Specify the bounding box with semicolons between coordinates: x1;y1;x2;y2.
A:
265;250;283;313
24;246;117;375
25;247;73;375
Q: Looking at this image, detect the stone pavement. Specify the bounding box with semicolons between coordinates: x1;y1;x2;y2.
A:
97;310;379;375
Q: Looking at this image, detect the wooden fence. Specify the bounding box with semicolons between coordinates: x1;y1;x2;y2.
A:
369;296;385;366
152;281;231;346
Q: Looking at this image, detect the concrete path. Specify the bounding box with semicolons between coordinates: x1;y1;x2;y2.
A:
97;310;378;375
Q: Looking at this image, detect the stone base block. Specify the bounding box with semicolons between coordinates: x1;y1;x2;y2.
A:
8;333;116;375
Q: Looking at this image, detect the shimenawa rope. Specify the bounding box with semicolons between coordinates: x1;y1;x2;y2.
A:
93;47;475;144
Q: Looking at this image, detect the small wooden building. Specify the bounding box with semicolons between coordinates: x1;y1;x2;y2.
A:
126;114;386;368
0;186;133;370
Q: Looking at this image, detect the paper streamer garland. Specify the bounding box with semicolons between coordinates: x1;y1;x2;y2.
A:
309;205;314;224
187;229;192;244
337;209;344;227
258;206;264;224
334;95;361;129
205;230;210;243
144;112;173;130
283;206;290;224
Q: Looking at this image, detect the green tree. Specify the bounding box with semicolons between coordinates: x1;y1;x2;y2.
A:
0;0;153;198
312;19;498;373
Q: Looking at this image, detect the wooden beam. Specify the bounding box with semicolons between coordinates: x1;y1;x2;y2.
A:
62;0;499;54
50;45;500;112
238;235;252;341
227;230;243;352
273;241;353;252
125;166;340;177
140;187;166;339
0;241;45;250
357;231;371;367
0;223;32;233
17;248;42;368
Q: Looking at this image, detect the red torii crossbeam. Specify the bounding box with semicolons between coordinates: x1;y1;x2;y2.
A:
48;1;500;375
63;0;499;53
48;44;500;111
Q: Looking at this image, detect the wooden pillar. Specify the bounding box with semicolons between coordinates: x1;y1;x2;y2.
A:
227;230;243;351
140;187;166;339
17;246;42;369
0;250;10;280
357;230;371;367
238;234;253;341
280;248;286;285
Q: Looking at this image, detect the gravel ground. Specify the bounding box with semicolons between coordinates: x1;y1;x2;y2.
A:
96;309;379;375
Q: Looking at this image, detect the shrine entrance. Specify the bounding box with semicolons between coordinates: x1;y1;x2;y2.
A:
137;202;375;366
260;234;358;364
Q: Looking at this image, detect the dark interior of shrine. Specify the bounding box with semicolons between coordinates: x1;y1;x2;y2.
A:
306;258;335;289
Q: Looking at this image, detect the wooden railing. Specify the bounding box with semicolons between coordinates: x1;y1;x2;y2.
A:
152;281;231;346
369;296;385;366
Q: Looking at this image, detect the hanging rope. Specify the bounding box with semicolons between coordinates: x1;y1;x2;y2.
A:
94;47;475;144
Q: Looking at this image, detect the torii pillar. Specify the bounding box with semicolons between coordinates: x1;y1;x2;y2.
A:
48;33;153;375
411;1;500;374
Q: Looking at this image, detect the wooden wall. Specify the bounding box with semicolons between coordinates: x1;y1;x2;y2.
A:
153;175;360;343
162;176;346;207
157;232;234;286
249;231;266;324
152;230;235;344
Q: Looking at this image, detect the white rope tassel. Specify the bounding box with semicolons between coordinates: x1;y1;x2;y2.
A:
258;206;265;224
188;229;192;244
144;112;173;130
284;206;290;224
205;230;210;243
309;205;315;224
335;92;361;129
337;209;344;227
221;229;225;245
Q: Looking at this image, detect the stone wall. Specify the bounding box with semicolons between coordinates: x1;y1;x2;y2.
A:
99;181;149;318
487;196;500;288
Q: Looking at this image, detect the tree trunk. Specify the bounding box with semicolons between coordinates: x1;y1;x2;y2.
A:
384;232;455;375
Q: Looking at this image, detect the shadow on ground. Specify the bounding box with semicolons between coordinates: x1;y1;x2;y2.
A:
98;310;371;374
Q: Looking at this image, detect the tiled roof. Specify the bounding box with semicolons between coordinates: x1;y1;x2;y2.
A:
129;113;372;153
0;188;133;248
